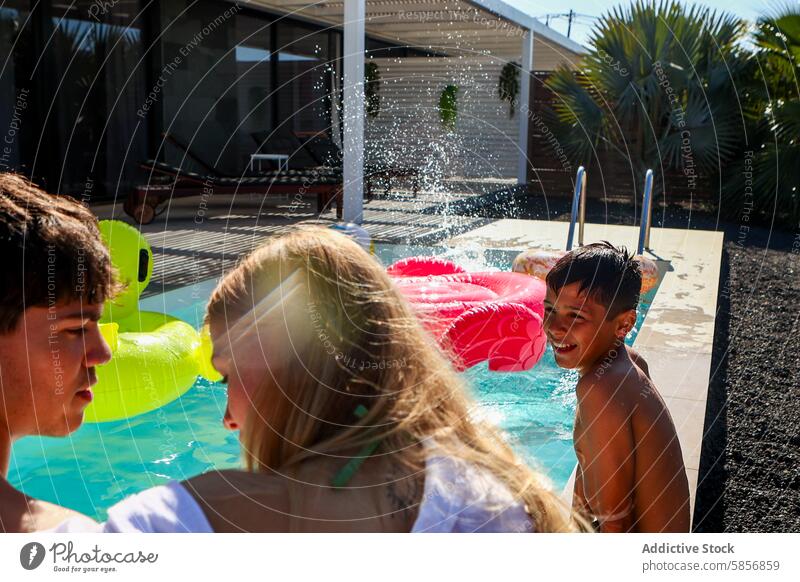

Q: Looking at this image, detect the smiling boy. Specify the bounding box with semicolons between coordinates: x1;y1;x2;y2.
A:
0;174;114;532
543;242;689;532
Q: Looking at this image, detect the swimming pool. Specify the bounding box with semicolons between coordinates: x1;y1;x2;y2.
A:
10;243;659;520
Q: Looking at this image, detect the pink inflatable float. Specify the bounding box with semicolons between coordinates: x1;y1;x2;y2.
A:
387;257;548;372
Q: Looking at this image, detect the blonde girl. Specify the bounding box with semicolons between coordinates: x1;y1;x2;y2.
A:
55;227;584;533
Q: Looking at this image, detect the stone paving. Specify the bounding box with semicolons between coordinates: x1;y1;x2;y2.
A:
91;178;519;296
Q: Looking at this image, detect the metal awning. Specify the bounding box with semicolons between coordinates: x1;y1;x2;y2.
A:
247;0;584;64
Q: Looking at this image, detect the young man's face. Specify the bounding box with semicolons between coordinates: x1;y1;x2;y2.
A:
543;282;635;372
0;301;112;439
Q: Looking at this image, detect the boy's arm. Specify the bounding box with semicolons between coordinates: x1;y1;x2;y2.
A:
576;376;637;533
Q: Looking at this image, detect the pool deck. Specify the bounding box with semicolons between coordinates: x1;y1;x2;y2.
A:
91;182;506;296
448;219;725;520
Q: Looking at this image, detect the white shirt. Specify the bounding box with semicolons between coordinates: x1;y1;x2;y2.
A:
53;455;534;533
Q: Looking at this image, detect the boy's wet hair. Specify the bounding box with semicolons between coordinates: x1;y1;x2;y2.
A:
546;241;642;318
0;173;116;332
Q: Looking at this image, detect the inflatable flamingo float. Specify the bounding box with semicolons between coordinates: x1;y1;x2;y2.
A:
387;257;548;372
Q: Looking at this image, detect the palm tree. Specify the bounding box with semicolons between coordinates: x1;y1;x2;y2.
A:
544;1;749;200
736;7;800;223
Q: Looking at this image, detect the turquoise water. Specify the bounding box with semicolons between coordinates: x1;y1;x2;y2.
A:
10;244;659;520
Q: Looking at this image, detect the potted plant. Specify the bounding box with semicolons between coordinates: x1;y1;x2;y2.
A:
439;84;459;131
498;61;520;117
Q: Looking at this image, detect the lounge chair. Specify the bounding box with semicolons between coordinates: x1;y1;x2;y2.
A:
295;131;420;199
129;133;342;224
250;127;320;170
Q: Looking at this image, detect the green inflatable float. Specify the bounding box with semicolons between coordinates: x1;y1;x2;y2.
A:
85;220;220;423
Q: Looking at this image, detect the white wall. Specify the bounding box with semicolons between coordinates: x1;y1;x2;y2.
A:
364;57;524;180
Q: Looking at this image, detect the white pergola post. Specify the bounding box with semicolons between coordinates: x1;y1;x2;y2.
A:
342;0;365;223
517;29;533;185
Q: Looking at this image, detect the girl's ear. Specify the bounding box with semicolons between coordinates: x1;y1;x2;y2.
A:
614;309;637;340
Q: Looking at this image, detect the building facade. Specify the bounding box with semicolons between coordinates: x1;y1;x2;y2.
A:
0;0;582;201
0;0;432;199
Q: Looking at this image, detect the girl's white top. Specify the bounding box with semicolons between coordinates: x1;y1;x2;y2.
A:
52;454;534;533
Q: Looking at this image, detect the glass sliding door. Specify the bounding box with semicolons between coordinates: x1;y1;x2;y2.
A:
234;13;272;164
0;0;33;176
275;22;332;135
2;2;401;197
157;0;276;175
40;0;147;199
155;2;337;176
158;0;240;174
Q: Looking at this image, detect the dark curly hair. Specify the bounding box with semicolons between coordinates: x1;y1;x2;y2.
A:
546;241;642;318
0;173;116;332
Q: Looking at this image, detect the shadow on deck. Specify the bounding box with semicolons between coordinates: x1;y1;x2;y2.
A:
91;179;519;297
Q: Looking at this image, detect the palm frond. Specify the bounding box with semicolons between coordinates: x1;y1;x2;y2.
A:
545;68;609;162
545;0;745;189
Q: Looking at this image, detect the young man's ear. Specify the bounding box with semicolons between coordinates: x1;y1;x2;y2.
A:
613;309;636;340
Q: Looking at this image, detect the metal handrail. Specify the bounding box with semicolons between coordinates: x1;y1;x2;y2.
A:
565;166;587;251
637;169;654;255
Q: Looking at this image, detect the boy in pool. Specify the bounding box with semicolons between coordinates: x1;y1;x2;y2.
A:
0;174;114;532
543;242;690;532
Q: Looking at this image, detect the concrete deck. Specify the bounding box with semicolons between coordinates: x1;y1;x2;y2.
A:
91;181;509;296
448;219;725;518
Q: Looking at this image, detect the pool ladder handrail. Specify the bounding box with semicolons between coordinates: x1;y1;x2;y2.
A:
637;169;654;255
565;166;587;251
566;167;654;254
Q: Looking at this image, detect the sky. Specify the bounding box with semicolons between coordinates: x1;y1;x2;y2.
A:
504;1;771;47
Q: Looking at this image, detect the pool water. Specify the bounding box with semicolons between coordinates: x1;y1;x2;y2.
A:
10;244;659;520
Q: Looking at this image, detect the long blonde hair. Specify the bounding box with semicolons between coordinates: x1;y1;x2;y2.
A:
206;227;584;532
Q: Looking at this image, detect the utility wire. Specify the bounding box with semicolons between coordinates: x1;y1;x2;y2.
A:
538;11;599;37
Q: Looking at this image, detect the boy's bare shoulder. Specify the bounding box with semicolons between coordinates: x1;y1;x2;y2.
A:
0;492;90;532
576;370;635;427
625;345;651;378
577;355;654;416
30;500;91;531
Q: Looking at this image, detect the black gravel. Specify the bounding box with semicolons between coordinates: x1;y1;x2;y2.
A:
693;229;800;533
461;191;800;532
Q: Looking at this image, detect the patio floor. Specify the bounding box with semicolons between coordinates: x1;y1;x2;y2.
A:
92;178;516;297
